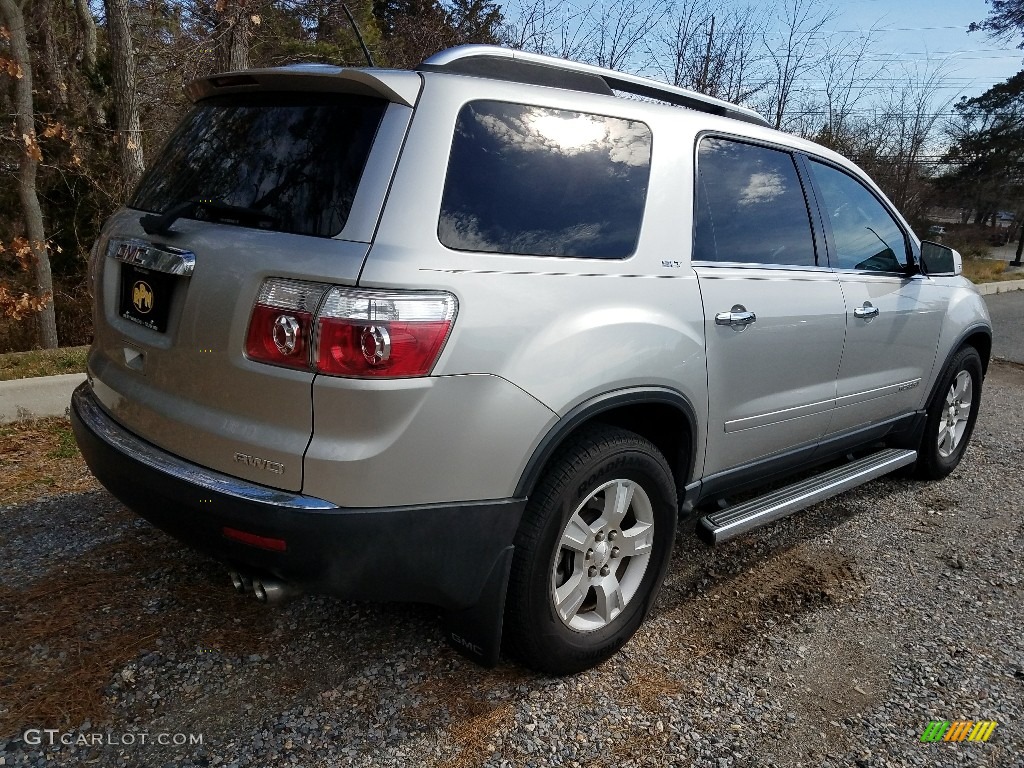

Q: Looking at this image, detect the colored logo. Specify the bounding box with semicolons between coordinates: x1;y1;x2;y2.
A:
132;281;154;314
920;721;998;743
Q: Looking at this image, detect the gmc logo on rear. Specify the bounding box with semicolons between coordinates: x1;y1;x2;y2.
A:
233;452;285;474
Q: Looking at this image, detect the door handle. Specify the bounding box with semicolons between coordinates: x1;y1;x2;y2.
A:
853;302;879;320
715;305;757;328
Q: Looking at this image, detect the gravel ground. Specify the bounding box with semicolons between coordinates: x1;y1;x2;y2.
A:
1;364;1022;768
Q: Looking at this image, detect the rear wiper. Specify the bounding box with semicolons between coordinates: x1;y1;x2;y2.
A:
140;200;278;236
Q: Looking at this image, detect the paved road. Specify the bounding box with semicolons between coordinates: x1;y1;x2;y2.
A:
985;290;1024;364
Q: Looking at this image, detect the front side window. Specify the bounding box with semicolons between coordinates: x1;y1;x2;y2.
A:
809;160;907;272
438;101;653;259
132;93;387;238
694;137;817;267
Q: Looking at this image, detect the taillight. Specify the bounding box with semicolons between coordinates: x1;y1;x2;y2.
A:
245;279;328;370
246;280;457;378
316;288;457;378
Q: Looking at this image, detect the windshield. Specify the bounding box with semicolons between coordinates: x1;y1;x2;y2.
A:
131;93;387;238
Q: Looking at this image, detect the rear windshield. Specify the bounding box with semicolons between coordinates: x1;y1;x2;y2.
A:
439;101;653;259
131;94;387;238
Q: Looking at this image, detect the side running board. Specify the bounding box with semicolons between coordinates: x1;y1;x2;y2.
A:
697;448;917;545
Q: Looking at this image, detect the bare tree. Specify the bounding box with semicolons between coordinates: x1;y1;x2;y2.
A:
74;0;98;77
31;0;68;107
652;0;765;102
503;0;667;71
588;0;668;70
873;60;955;215
215;0;252;71
812;26;885;150
501;0;597;61
105;0;146;188
761;0;836;130
0;0;59;347
73;0;106;126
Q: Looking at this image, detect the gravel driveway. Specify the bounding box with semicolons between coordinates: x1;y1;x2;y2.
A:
1;364;1021;768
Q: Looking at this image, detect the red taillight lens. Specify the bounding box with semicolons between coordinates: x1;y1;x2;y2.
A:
315;288;457;378
246;281;457;378
317;319;453;377
244;279;328;370
245;304;313;368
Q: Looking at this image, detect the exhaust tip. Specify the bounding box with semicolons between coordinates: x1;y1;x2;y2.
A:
229;571;253;593
252;578;298;605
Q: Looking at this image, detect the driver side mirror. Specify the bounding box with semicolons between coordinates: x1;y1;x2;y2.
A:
919;240;962;277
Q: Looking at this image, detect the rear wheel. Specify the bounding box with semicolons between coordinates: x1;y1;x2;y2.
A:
505;425;677;675
915;346;983;480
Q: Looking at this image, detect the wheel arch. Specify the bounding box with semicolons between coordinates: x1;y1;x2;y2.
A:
925;324;992;410
514;388;699;502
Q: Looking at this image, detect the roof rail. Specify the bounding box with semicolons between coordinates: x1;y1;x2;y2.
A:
420;45;769;127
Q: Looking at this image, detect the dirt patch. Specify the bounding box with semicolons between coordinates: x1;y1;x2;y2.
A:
0;534;174;732
0;417;98;506
659;545;864;660
0;526;295;736
409;667;526;768
622;661;687;712
769;619;892;765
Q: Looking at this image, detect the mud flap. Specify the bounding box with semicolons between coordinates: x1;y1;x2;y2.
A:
443;545;513;667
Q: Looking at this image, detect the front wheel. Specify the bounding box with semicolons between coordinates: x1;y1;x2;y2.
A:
504;425;677;675
915;346;983;480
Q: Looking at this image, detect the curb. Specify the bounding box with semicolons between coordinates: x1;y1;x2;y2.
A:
975;278;1024;295
0;373;86;424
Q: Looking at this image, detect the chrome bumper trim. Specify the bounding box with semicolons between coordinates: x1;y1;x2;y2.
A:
72;383;337;511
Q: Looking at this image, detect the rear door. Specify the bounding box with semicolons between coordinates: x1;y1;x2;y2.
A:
694;136;846;477
805;158;945;435
88;79;416;491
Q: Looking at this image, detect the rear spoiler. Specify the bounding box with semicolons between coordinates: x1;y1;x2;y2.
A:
186;65;422;107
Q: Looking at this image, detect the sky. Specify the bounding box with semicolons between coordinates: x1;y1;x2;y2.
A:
789;0;1023;104
497;0;1024;117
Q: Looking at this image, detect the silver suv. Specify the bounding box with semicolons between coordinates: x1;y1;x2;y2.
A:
72;45;992;675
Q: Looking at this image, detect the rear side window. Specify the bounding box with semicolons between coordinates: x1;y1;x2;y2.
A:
439;101;653;259
694;137;817;267
131;94;387;238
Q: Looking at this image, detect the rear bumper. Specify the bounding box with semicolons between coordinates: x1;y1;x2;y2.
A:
71;382;525;610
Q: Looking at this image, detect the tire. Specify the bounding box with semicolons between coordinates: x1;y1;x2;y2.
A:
504;425;678;675
915;346;983;480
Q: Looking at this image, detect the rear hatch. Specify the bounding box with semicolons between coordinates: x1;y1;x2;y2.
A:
88;68;420;492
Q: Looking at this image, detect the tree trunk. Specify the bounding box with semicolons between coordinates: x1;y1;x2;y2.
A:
0;0;59;348
32;0;68;107
216;0;251;72
1013;213;1023;267
105;0;145;189
74;0;107;126
74;0;98;75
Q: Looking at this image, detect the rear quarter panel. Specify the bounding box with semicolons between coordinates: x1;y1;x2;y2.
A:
359;74;710;484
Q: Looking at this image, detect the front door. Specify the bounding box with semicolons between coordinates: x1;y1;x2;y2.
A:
693;137;846;477
805;159;945;435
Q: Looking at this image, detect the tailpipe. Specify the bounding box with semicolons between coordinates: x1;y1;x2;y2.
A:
229;570;253;594
252;577;300;605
